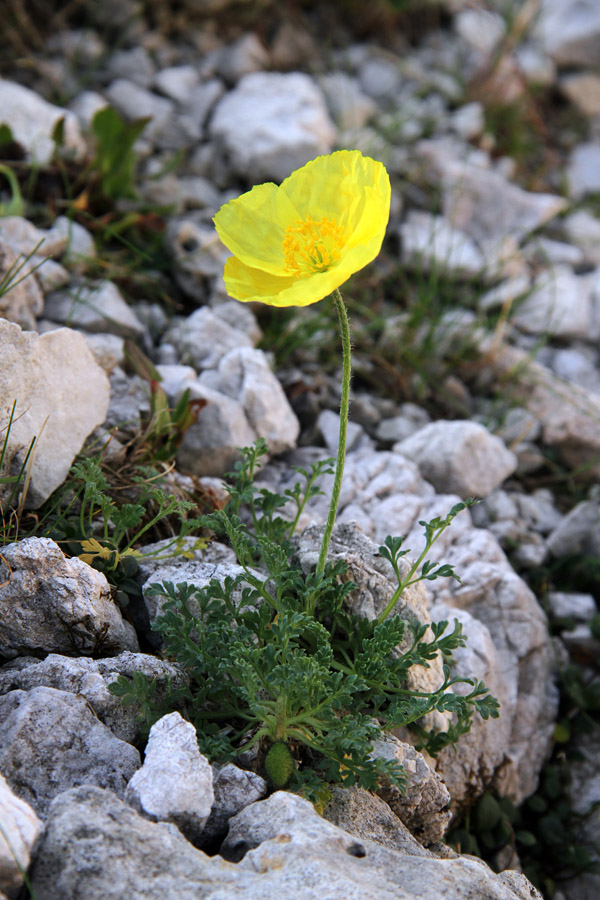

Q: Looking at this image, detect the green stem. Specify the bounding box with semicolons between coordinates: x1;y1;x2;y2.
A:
316;289;351;575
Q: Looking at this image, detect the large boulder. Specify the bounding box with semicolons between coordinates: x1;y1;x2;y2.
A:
29;786;543;900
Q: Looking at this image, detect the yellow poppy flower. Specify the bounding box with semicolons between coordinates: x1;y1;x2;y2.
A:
213;149;391;308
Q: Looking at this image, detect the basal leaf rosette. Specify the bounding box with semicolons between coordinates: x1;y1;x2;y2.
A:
213;150;391;308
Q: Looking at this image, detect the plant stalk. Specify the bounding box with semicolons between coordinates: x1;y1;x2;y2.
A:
316;288;351;575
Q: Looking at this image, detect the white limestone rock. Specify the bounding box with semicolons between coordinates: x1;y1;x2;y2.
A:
420;144;567;248
202;764;267;843
169;306;255;371
394;420;517;498
0;78;85;165
370;734;452;843
44;280;145;338
0;652;187;744
126;712;214;843
153;65;200;104
567;142;600;200
319;72;376;129
511;266;595;340
0;319;110;507
535;0;600;67
105;79;174;145
176;380;257;477
400;211;485;279
0;537;139;658
210;71;337;181
562;209;600;266
215;34;270;86
29;786;545;900
0;687;140;818
199;347;300;456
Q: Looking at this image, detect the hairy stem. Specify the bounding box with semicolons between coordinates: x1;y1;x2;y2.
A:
317;289;351;575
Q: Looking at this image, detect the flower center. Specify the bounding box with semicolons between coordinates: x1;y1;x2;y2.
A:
282;215;345;277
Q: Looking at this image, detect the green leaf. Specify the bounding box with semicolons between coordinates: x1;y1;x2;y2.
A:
91;106;150;201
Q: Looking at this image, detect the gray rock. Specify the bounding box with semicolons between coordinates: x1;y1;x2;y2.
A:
0;773;43;900
105;79;174;145
139;551;261;626
44;280;145;338
513;489;563;536
183;78;226;129
202;763;267;842
562;725;600;900
319;72;376;129
0;687;140;817
420;144;567;247
562;210;600;266
394;420;517;498
222;791;544;898
549;346;600;394
199;347;300;456
370;734;452;843
0;238;44;328
0;78;85;165
0;320;109;507
512;266;594;340
126;712;213;843
103;366;149;436
400;211;485;279
171;306;254;370
560;72;600;117
454;8;505;59
155;363;197;399
546;500;600;558
106;46;155;89
423;523;557;805
210;72;336;181
567;142;600;200
0;652;186;744
154;65;200;103
449;101;485;140
68;89;109;129
166;219;229;301
323;785;430;856
376;405;432;443
83;332;126;374
317;408;368;454
487;342;600;478
478;274;532;314
29;785;543;900
525;236;584;268
547;591;597;622
51;216;96;268
357;52;404;103
216;34;270;86
33;257;70;292
0;538;138;658
176;380;257;477
536;0;600;67
0;217;67;258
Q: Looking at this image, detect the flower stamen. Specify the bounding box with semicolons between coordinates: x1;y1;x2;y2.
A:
283;215;345;277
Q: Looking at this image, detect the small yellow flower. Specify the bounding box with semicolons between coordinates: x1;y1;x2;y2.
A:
213;150;391;308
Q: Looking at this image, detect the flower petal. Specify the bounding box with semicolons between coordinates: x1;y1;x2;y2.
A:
213;182;299;275
224;255;355;308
